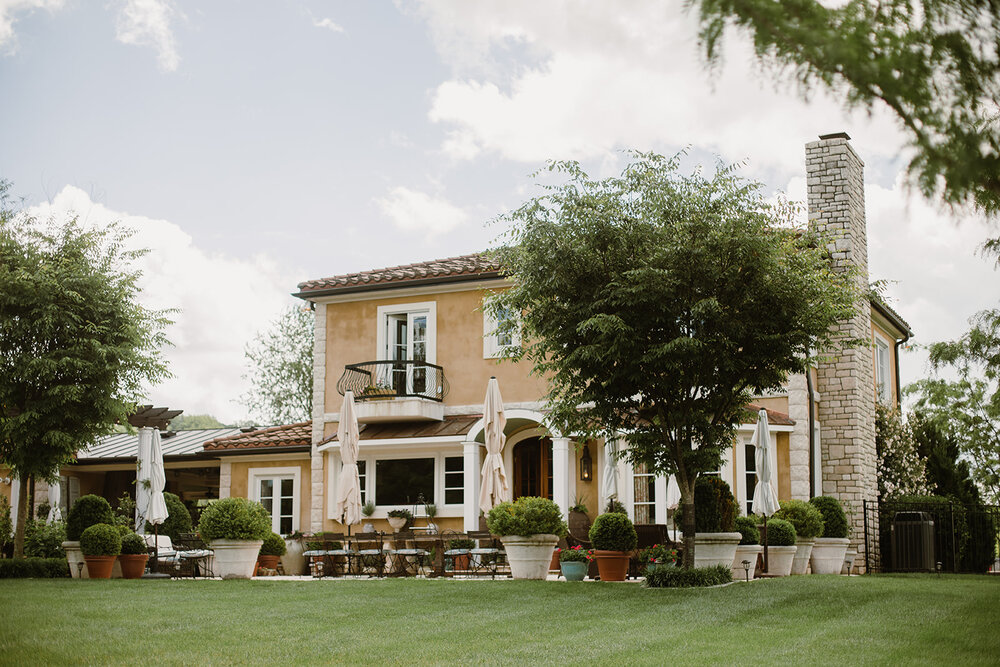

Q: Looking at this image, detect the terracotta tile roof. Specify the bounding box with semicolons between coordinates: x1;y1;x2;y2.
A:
203;421;312;452
296;253;499;296
744;404;795;426
320;414;483;445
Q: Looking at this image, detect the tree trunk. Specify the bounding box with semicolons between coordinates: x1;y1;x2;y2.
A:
680;479;696;569
13;476;28;558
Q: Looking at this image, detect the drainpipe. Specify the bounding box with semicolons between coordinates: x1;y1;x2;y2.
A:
893;330;910;409
805;360;816;499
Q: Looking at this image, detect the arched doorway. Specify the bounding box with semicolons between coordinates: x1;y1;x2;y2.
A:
512;436;552;500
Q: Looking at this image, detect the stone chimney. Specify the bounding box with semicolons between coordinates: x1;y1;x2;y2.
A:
806;133;877;561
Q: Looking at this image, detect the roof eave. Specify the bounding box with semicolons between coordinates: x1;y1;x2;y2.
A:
293;271;503;301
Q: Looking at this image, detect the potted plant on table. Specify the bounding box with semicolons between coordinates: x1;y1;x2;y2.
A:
387;508;412;532
447;537;475;571
257;532;287;574
197;497;271;579
773;499;824;574
361;501;377;533
64;495;115;579
118;532;150;579
558;545;593;581
638;543;678;577
424;503;439;534
676;476;742;568
79;523;122;579
486;496;568;580
589;511;637;581
809;496;851;574
762;518;797;576
732;516;763;580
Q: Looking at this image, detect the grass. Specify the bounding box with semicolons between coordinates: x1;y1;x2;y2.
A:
0;574;997;665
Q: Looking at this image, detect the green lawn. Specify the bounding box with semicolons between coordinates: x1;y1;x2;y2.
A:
0;575;996;665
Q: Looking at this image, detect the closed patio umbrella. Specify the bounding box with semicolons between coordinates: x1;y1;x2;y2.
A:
751;408;780;572
334;391;362;530
479;377;510;514
135;428;152;532
602;438;619;502
46;479;62;523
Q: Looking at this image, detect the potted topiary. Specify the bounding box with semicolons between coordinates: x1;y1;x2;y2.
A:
809;496;851;574
732;515;763;580
447;537;475;571
197;497;271;579
638;543;678;577
588;511;637;581
676;476;742;569
486;496;568;579
424;503;439;534
387;508;412;532
79;523;122;579
64;494;115;579
361;501;377;533
773;499;824;574
119;532;150;579
558;545;593;581
257;532;287;574
762;518;797;576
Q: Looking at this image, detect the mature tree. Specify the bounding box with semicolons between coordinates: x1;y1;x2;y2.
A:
875;403;928;500
241;305;313;424
907;308;1000;504
168;414;226;430
491;153;858;567
910;411;983;505
0;181;171;556
691;0;1000;237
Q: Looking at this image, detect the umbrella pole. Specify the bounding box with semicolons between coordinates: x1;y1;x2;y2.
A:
762;516;769;574
153;523;160;573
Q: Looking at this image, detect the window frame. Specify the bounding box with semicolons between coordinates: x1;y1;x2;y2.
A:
248;466;301;536
483;305;521;359
874;335;892;405
376;302;437;364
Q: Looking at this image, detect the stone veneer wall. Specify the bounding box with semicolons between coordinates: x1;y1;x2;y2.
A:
310;303;327;531
785;373;811;500
807;134;877;567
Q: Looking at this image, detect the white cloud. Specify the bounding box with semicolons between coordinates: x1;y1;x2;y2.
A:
114;0;180;72
28;186;297;424
0;0;63;52
312;17;344;33
375;186;468;234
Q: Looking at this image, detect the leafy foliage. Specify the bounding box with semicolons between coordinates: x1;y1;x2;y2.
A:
491;153;857;567
197;498;271;542
146;492;192;542
674;476;739;532
0;558;69;578
809;496;849;539
24;519;66;558
168;414;226;430
911;413;984;506
734;515;760;545
765;518;797;546
486;496;568;537
120;532;148;555
691;0;1000;223
241;305;313;424
605;498;627;515
0;494;11;554
588;512;638;551
80;523;122;556
66;495;115;541
558;545;594;562
774;500;824;539
260;532;287;556
875;403;929;499
644;563;732;588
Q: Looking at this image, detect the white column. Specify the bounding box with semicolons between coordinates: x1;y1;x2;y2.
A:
654;476;668;524
551;437;571;518
463;440;481;531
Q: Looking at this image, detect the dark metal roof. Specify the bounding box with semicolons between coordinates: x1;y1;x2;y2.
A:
77;428;243;462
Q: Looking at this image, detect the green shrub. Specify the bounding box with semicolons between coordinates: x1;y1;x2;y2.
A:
146;492;192;542
260;532;287;556
765;518;797;546
66;495;115;541
809;496;849;538
36;502;51;519
486;497;567;537
605;498;627;515
0;558;70;578
24;520;66;558
0;495;12;554
120;532;148;555
113;493;136;528
304;532;343;551
638;543;677;565
80;523;122;556
558;545;593;562
197;498;271;542
448;538;475;550
734;516;760;545
644;564;732;588
589;512;637;551
674;476;738;532
774;500;824;539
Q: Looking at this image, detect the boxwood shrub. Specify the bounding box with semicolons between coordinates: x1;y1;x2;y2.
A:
0;558;70;578
644;564;732;588
260;532;287;556
80;523;122;556
809;496;849;538
674;476;738;532
765;518;797;546
486;496;567;537
197;498;271;542
146;492;192;542
734;516;760;545
67;495;115;541
774;500;824;539
589;512;638;551
120;532;149;555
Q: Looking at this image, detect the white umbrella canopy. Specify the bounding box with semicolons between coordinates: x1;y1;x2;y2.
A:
46;480;62;523
666;475;681;510
135;428;152;532
479;377;510;514
147;429;169;527
602;438;620;501
334;391;362;528
751;409;780;517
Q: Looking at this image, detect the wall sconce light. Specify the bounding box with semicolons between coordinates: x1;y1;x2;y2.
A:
580;444;592;482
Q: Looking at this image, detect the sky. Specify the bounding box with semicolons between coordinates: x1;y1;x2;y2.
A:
1;0;998;424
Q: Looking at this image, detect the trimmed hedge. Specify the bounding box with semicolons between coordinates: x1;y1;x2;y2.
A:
197;498;271;542
766;518;797;546
589;512;638;551
774;499;824;539
675;476;738;532
260;532;287;556
67;495;115;541
810;496;849;538
734;516;760;545
644;564;732;588
0;558;70;578
146;492;192;542
80;523;122;556
486;497;568;537
120;532;149;555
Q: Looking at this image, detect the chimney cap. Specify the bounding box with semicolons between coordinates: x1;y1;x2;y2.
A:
818;132;851;141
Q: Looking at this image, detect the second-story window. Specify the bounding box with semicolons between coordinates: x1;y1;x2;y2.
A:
376;302;437;396
874;337;891;405
483;304;521;358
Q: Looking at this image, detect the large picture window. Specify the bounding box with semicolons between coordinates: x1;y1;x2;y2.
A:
375;458;435;506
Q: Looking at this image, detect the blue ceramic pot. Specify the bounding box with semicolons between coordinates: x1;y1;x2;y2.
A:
560;560;588;581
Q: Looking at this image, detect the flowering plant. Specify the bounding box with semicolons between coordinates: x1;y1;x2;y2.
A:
558;545;594;563
638;543;678;565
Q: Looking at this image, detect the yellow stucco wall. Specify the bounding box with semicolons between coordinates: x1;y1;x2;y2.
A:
753;396;789;416
872;320;899;403
227;458;312;534
777;432;791;500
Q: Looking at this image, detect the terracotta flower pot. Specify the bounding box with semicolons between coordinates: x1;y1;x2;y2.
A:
257;555;281;574
84;555;116;579
119;554;149;579
593;550;629;581
549;550;560;571
454;554;470;571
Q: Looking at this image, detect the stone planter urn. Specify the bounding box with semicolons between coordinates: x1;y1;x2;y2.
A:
732;544;764;580
810;537;851;574
500;534;559;579
694;532;742;569
791;537;816;575
764;545;797;576
560;561;588;581
282;538;306;576
387;517;407;532
62;541;88;579
210;539;265;579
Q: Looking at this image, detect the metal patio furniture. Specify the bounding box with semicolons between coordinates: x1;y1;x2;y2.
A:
442;530;473;577
467;530;506;578
387;530;430;577
302;533;348;578
349;532;387;577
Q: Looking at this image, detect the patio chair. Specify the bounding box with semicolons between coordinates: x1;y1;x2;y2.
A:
302;533;348;578
441;530;473;577
174;532;215;578
387;530;429;577
467;531;505;578
349;532;387;578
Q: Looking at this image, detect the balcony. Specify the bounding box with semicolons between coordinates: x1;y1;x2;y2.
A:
336;360;449;423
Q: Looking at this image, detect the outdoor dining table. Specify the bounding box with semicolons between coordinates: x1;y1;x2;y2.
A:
404;529;446;577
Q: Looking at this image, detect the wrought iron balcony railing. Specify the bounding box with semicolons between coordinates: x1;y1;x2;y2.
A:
336;360;449;403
